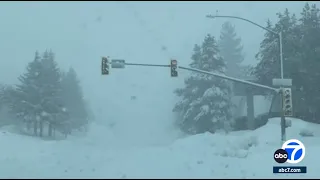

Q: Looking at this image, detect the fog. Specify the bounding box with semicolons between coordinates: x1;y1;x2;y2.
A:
0;1;314;146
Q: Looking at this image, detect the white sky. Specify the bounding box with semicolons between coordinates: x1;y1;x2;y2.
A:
0;1;316;127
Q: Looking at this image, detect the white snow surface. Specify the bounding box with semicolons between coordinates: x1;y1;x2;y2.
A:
0;117;319;178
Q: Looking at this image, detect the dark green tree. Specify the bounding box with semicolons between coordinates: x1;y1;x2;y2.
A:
294;3;320;121
61;67;88;131
173;34;233;134
219;21;245;78
253;8;299;90
8;50;66;137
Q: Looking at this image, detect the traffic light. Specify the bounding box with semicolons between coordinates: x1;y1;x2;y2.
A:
101;56;109;75
170;59;178;77
282;88;293;117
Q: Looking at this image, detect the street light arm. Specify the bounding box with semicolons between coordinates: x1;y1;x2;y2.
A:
206;15;278;35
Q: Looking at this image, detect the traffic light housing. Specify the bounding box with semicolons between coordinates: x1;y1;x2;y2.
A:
170;59;178;77
282;88;293;117
101;56;109;75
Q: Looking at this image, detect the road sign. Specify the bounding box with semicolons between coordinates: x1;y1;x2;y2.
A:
111;59;125;68
273;78;292;87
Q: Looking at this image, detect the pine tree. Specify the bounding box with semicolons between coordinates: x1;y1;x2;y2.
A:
253;9;299;90
13;51;43;134
295;3;320;121
0;84;5;108
253;5;320;122
60;67;88;131
0;84;5;113
40;50;68;136
219;21;245;78
218;21;247;119
173;34;233;134
9;50;66;137
0;84;15;123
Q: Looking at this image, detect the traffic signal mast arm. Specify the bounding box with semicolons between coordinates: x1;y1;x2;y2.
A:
178;66;279;93
101;58;279;93
125;62;170;68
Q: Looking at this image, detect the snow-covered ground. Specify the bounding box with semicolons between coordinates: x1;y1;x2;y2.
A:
0;117;319;178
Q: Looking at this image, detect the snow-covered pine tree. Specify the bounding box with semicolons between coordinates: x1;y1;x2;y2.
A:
0;84;5;108
295;3;320;121
252;20;278;90
218;21;247;119
61;67;88;131
0;84;14;105
173;34;233;134
10;51;44;135
9;50;66;137
0;84;16;125
219;21;245;79
40;50;68;137
253;9;299;89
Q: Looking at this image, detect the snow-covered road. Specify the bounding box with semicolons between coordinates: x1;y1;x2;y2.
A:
1;118;319;178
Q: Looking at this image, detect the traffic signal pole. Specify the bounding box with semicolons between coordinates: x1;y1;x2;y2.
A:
280;90;286;143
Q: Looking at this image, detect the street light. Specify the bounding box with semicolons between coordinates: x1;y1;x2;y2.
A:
206;15;284;79
206;15;287;143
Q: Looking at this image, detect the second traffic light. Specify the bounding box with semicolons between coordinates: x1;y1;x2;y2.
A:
101;56;109;75
170;59;178;77
282;88;293;117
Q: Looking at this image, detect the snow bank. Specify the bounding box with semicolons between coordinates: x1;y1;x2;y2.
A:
0;117;319;178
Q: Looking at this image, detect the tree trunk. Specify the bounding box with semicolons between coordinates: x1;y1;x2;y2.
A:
48;123;53;137
39;121;43;137
33;121;38;136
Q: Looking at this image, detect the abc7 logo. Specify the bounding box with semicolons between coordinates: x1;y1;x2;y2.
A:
274;139;306;164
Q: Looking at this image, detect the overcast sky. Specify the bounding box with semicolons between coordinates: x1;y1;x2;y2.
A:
0;2;316;139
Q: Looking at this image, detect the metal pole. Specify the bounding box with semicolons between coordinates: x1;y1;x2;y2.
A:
279;32;286;143
125;62;170;68
280;89;286;143
279;32;284;79
179;66;279;93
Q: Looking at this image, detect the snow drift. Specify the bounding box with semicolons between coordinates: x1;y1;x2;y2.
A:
0;117;319;178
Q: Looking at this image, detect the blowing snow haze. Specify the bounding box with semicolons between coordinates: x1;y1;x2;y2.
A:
0;1;320;178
